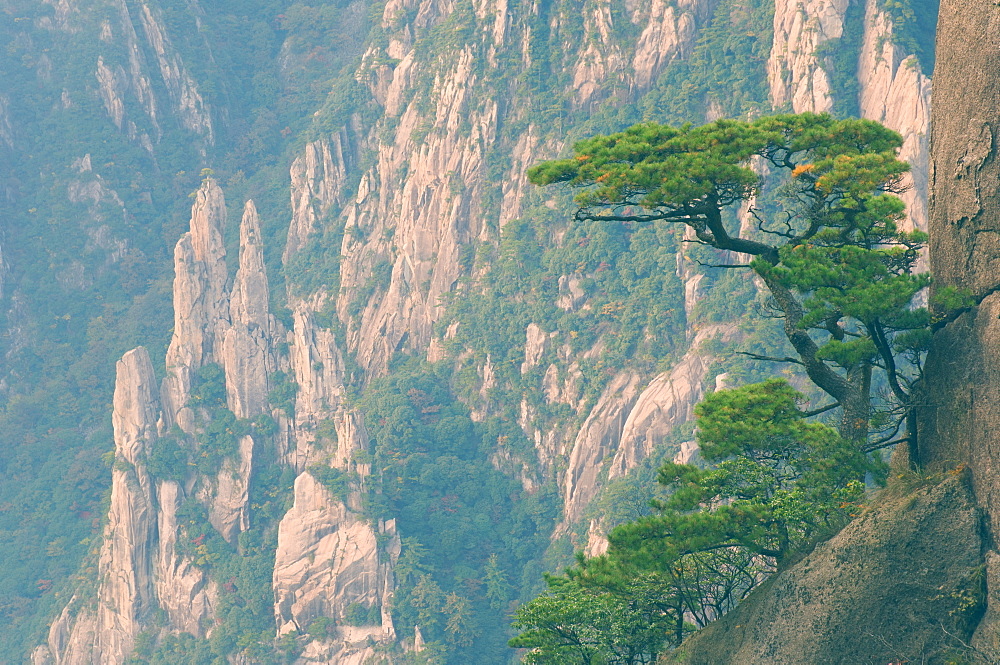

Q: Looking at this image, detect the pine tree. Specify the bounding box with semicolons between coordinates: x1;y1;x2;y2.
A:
528;113;936;454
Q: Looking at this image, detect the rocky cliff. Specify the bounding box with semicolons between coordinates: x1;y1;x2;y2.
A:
667;1;1000;662
37;179;398;664
918;0;1000;652
19;0;942;662
669;471;987;665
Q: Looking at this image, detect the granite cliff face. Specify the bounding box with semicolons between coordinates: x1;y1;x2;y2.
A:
330;0;718;378
29;0;943;661
770;0;930;230
667;1;1000;662
38;179;397;663
38;348;161;665
918;0;1000;649
768;0;850;113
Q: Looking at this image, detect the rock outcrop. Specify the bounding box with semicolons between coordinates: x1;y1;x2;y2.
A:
631;0;711;91
273;473;399;653
667;472;986;664
857;0;931;234
919;3;1000;649
85;0;213;152
161;179;228;426
284;132;357;263
41;160;397;662
44;348;160;665
768;0;848;113
608;325;735;481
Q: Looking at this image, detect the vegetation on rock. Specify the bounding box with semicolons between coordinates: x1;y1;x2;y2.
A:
510;379;873;661
528;113;936;453
513;113;954;660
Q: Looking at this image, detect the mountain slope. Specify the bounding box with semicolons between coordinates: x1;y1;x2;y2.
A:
0;0;939;662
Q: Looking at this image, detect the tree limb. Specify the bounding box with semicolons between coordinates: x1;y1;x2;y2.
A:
735;351;804;365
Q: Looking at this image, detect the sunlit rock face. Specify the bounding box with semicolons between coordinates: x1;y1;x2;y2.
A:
768;0;849;113
272;472;399;656
34;0;940;661
43;348;160;665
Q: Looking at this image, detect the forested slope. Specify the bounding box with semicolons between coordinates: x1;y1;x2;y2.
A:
0;0;938;662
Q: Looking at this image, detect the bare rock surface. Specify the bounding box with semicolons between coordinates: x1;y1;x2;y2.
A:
162;178;228;424
666;473;984;664
768;0;848;112
857;0;931;235
154;480;216;636
273;473;399;650
48;348;160;665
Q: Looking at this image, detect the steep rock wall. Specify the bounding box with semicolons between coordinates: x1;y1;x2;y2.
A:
920;0;1000;554
857;0;931;234
43;348;160;665
41;169;396;663
273;473;399;658
335;0;716;377
768;0;848;113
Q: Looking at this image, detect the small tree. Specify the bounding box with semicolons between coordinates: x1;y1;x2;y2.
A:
510;380;871;658
528;113;932;453
509;574;675;664
602;380;872;572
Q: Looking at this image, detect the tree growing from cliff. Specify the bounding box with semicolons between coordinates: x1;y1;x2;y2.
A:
510;380;871;661
598;379;871;570
528;113;931;454
509;573;676;664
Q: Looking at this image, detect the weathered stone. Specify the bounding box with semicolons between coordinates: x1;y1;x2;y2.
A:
562;371;643;524
608;324;735;482
154;480;216;636
273;472;398;652
284;133;356;263
161;178;228;423
666;473;985;664
48;348;160;665
857;0;931;236
768;0;848;112
220;200;275;420
631;0;708;90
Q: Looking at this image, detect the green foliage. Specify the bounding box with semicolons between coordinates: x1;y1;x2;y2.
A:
307;465;356;503
879;0;940;72
513;380;875;660
611;400;861;572
529;112;932;449
144;427;189;482
358;359;559;661
268;371;299;417
343;601;382;626
191;364;228;407
509;574;675;664
528;114;907;214
641;0;774;123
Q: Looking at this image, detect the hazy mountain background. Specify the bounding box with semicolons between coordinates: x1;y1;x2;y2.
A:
0;0;937;662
